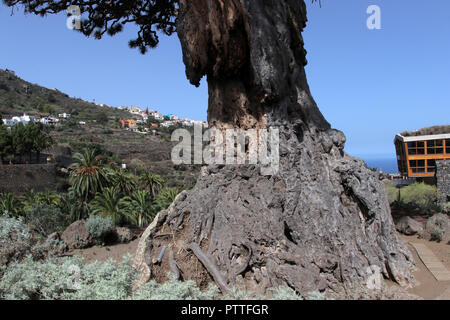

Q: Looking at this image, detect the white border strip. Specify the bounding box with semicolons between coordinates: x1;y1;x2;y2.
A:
395;133;450;143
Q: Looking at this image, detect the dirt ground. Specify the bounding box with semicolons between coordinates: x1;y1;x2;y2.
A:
398;234;450;300
69;232;449;300
69;239;140;264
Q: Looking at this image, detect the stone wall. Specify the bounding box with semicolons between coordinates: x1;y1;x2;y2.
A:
436;159;450;205
0;163;58;193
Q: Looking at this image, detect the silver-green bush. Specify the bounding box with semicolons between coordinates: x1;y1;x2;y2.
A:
0;255;80;299
133;273;220;300
441;202;450;215
1;252;336;300
1;256;221;300
0;216;32;244
85;215;115;240
0;254;135;300
269;286;303;300
0;216;34;266
430;225;445;242
26;204;70;237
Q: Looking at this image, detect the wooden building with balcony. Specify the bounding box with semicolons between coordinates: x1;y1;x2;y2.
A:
394;126;450;178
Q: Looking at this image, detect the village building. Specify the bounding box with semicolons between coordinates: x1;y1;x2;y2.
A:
160;120;175;127
2;119;16;126
40;117;58;125
58;113;71;119
120;119;137;128
8;114;36;125
394;126;450;203
394;126;450;179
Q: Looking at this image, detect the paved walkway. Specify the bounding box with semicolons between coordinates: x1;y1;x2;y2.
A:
435;287;450;300
410;242;450;282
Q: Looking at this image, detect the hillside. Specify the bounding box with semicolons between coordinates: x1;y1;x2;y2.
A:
0;68;129;122
50;125;200;190
0;68;200;192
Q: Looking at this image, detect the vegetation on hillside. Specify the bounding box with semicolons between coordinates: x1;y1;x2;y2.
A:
0;146;182;231
0;69;129;124
0;120;53;163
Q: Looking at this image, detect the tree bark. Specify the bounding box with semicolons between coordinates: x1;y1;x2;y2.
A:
134;0;415;296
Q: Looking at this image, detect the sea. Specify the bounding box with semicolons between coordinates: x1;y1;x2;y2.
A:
360;157;398;174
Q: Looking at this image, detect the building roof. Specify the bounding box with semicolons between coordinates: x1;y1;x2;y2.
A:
394;125;450;143
395;132;450;143
400;125;450;137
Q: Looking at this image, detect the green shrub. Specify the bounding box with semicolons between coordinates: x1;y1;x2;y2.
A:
129;158;146;171
399;183;437;207
383;181;399;205
0;193;21;217
26;204;70;237
85;215;115;241
385;182;438;213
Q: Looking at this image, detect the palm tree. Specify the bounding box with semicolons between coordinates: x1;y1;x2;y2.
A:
36;190;60;206
18;189;60;215
109;168;137;196
125;190;153;227
0;124;13;163
69;148;110;201
0;193;20;216
19;189;39;213
159;187;180;203
59;188;90;222
33;130;53;163
152;187;181;214
90;187;130;225
138;171;164;197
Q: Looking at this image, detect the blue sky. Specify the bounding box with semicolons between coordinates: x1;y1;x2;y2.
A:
0;0;449;159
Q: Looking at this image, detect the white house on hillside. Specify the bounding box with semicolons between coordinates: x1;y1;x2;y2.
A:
58;113;71;119
10;114;36;125
2;119;16;126
161;121;175;127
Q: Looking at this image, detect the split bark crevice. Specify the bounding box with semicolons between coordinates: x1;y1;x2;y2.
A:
134;0;415;296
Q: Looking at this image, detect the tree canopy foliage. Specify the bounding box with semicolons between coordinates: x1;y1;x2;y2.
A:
4;0;177;54
4;0;320;54
0;121;53;163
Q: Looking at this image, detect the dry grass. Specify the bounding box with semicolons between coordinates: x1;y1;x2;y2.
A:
400;125;450;137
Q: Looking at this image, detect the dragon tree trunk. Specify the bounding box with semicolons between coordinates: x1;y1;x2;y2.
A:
134;0;415;296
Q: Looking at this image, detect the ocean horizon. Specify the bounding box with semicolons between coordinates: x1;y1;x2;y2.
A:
358;156;398;174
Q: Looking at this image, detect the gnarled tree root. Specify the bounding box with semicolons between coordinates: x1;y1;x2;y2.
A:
187;242;232;294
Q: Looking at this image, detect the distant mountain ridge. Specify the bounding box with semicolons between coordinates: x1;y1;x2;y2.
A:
0;68;129;121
